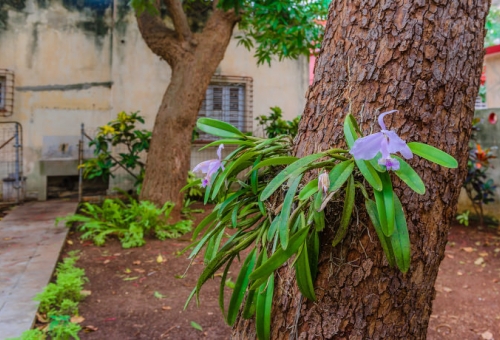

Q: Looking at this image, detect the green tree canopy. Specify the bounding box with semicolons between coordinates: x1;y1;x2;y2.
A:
485;5;500;47
130;0;329;65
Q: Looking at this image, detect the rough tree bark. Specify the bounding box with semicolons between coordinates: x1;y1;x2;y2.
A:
136;2;239;219
233;0;490;338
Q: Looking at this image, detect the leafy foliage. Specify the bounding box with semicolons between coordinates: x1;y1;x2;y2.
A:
46;315;81;340
233;0;329;65
485;5;500;47
479;83;487;103
130;0;328;65
7;329;46;340
7;253;87;340
463;118;498;226
185;115;456;339
56;196;193;248
80;111;151;188
456;210;470;226
35;254;87;317
255;107;300;138
185;171;205;200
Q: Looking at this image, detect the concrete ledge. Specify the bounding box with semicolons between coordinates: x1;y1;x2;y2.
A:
0;201;78;339
39;159;79;176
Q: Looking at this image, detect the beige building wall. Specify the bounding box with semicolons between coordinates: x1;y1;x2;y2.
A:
485;52;500;108
0;0;309;199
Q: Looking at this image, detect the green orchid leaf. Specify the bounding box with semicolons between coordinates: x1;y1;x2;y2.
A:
329;160;354;192
407;142;458;168
279;174;303;250
267;215;281;241
356;159;383;191
199;139;254;150
212;151;257;200
308;229;320;279
255;274;274;340
192;209;217;240
298;179;318;201
394;156;425;195
197;118;244;138
227;248;257;326
294;242;316;301
332;175;355;246
242;250;265;319
344;113;358;148
251;155;262;194
249;226;309;282
252;156;299;170
218;256;235;317
260;153;325;201
376;172;395;237
365;200;395;267
391;195;411;273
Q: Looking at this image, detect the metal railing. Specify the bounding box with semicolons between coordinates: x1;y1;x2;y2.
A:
0;122;23;203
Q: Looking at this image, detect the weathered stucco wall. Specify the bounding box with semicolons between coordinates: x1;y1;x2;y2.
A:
0;0;309;199
485;52;500;108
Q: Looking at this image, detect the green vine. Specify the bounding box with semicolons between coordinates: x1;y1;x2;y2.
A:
185;112;457;339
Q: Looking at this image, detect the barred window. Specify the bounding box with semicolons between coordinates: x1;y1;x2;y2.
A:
197;82;251;141
0;76;5;110
0;69;14;117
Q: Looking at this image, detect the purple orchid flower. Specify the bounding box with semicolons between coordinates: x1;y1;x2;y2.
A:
349;110;412;171
318;171;329;196
193;144;225;187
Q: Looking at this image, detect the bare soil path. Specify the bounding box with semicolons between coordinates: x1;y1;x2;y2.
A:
428;224;500;340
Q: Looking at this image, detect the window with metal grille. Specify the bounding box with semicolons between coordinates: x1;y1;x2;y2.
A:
0;77;5;110
0;69;14;117
197;79;252;142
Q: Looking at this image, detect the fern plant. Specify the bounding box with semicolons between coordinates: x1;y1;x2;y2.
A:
35;254;87;316
47;315;81;340
7;329;46;340
56;197;193;248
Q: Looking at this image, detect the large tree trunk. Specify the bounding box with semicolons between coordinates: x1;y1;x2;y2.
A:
234;0;490;338
139;61;211;219
136;8;239;219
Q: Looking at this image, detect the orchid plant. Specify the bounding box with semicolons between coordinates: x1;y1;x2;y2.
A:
184;111;457;340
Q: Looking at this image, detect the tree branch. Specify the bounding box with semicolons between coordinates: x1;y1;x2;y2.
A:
164;0;193;43
192;6;240;69
199;6;240;43
136;11;183;65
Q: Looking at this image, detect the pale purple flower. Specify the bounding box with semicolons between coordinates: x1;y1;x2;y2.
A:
349;110;412;171
318;171;329;195
193;144;225;187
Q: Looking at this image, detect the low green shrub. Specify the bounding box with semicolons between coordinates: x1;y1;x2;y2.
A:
56;197;193;248
456;210;470;226
8;253;86;340
9;329;46;340
46;315;81;340
185;171;205;201
256;106;300;138
80;111;150;188
35;253;87;317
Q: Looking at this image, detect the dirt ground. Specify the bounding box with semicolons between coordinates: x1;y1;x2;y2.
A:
63;206;238;340
427;224;500;340
58;208;500;340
